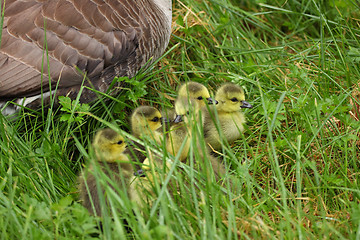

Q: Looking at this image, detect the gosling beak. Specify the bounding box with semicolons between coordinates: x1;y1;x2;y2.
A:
134;169;146;177
125;140;135;147
173;115;183;123
206;97;218;105
241;101;253;109
160;117;170;124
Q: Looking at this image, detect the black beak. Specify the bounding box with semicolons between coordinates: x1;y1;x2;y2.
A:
160;117;170;124
241;101;253;109
173;115;183;123
125;140;135;147
206;97;218;105
134;169;146;177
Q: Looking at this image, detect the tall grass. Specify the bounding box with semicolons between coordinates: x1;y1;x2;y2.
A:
1;0;360;239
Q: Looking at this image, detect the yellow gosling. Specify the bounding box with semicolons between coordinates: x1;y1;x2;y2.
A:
166;97;202;162
78;128;133;216
203;83;252;150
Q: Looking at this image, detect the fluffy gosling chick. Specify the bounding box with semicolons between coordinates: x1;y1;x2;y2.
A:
168;95;229;182
130;106;164;143
203;83;253;150
166;97;202;162
162;81;216;122
168;97;228;183
78;128;133;216
125;106;164;169
129;154;170;211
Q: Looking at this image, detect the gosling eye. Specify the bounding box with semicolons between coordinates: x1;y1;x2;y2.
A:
151;117;159;122
197;96;203;100
230;98;238;102
186;111;190;115
117;140;123;145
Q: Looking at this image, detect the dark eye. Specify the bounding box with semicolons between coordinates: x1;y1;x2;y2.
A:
151;117;159;122
186;111;190;115
117;140;123;145
231;98;238;102
197;96;203;100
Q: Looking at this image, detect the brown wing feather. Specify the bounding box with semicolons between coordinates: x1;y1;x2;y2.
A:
0;0;171;102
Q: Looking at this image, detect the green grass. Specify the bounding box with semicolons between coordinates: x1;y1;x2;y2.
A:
1;0;360;239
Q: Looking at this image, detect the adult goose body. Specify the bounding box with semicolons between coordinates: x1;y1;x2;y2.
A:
0;0;172;110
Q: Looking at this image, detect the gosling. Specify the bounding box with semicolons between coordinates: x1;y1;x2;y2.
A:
167;97;228;182
166;97;203;162
125;106;165;169
129;154;169;211
203;83;253;151
163;81;216;122
78;128;133;216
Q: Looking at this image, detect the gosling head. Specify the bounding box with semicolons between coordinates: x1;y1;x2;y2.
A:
173;97;200;124
92;128;126;162
131;106;164;137
215;83;253;112
178;82;217;107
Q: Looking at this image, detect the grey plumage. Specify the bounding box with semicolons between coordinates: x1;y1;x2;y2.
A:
0;0;172;109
